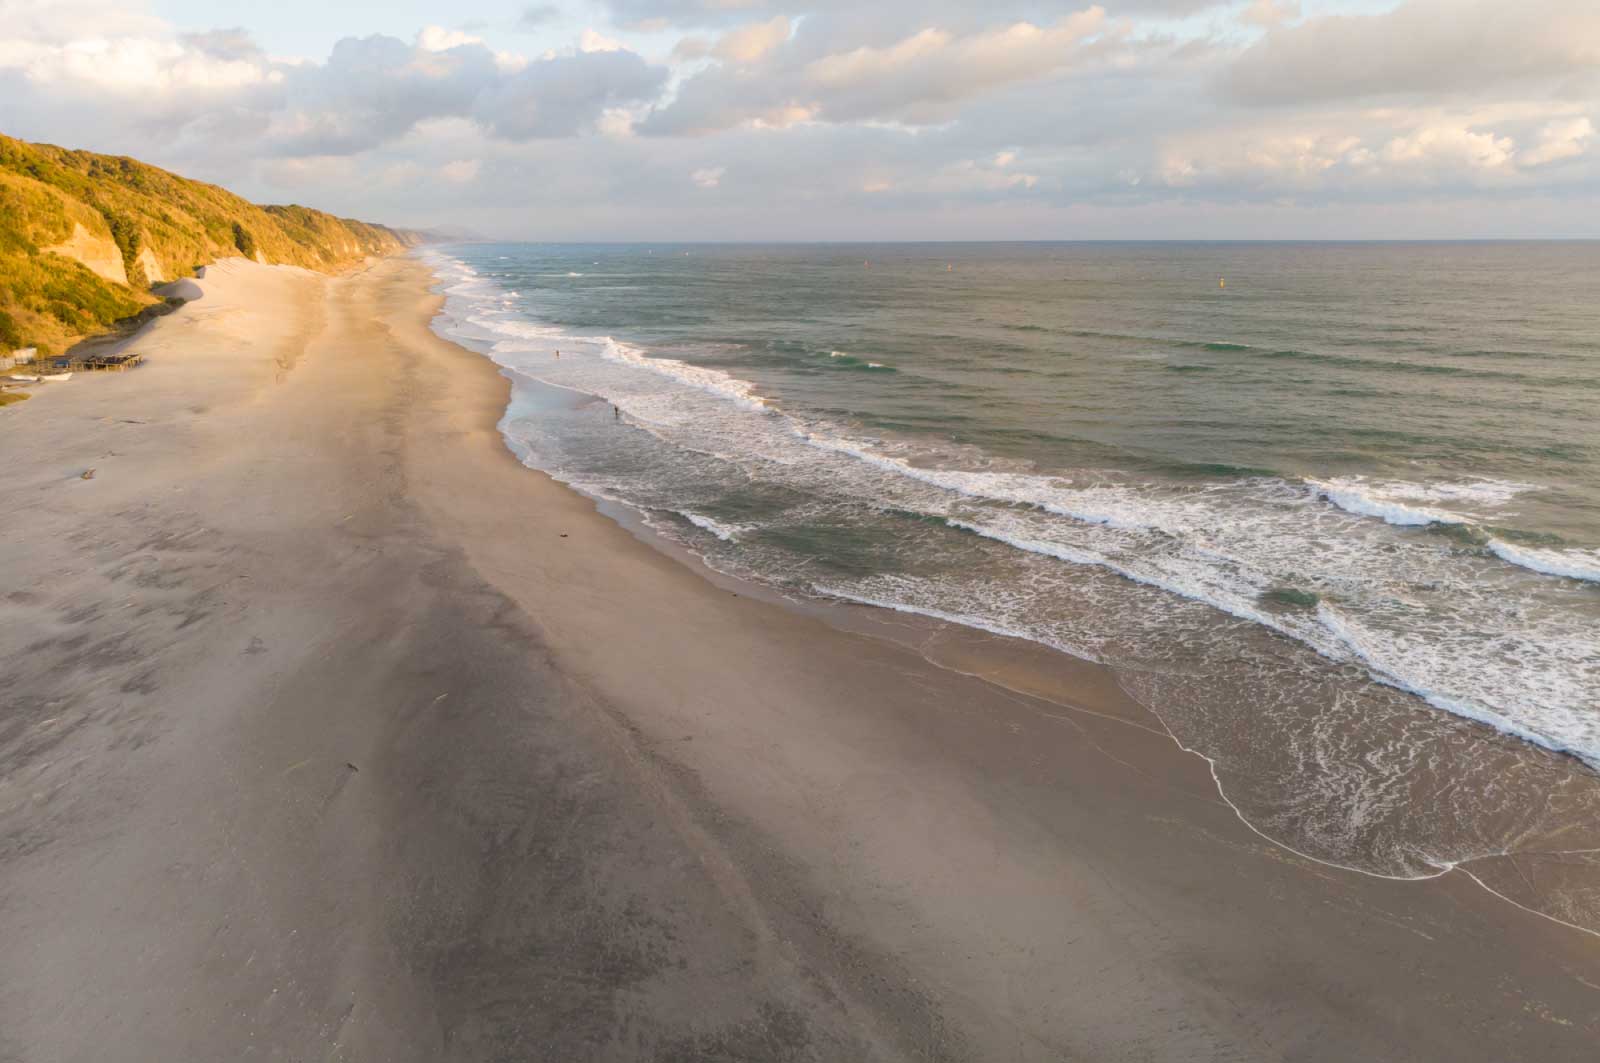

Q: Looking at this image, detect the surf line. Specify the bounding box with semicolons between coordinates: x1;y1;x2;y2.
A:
837;604;1600;942
1110;670;1600;941
424;246;1600;942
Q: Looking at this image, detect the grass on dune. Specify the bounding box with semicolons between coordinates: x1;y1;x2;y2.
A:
0;133;420;358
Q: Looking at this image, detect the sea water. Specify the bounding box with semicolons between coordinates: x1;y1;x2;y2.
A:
426;241;1600;888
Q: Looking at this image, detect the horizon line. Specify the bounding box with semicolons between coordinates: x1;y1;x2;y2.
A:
429;237;1600;246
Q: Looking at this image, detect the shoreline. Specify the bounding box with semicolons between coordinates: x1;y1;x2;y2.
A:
2;255;1597;1060
425;239;1600;783
430;252;1600;900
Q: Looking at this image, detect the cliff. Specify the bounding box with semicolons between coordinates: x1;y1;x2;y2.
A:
0;134;422;356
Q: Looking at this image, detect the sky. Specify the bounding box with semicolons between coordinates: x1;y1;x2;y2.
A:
1;0;1597;240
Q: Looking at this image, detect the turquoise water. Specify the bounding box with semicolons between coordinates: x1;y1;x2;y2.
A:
428;242;1600;880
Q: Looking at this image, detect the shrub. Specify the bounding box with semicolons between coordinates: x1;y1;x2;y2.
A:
0;132;415;353
0;309;21;349
232;221;258;259
104;211;139;267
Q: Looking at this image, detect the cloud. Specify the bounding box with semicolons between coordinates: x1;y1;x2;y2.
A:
1517;117;1595;168
803;11;1107;119
1223;0;1600;105
1153;107;1599;196
178;29;264;62
474;49;666;139
416;26;486;53
0;32;277;94
441;158;481;182
579;28;625;53
1;0;166;42
518;4;564;28
646;8;1112;134
935;154;1040;194
1380;123;1515;173
1238;0;1298;29
715;16;791;64
3;0;1599;240
266;34;498;156
596;0;1205;29
0;11;669;160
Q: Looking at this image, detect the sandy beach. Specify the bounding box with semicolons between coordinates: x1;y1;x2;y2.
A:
2;255;1597;1062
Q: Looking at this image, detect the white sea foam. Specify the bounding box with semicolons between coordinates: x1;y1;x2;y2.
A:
813;583;1068;655
1311;477;1600;584
680;511;748;542
1317;604;1600;768
1487;540;1600;583
792;429;1078;508
596;337;771;412
1312;481;1455;525
945;515;1343;657
471;315;563;342
424;245;1600;774
1311;476;1534;527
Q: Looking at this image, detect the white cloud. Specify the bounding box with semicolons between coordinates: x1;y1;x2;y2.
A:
416;26;485;52
714;16;791;64
441;158;481;182
2;0;1598;240
0;34;272;93
596;106;642;137
580;28;625;53
646;8;1112;134
920;155;1042;196
1239;0;1299;29
802;10;1108;120
691;165;725;187
1224;0;1600;104
1152;108;1599;195
1518;117;1595;167
1;0;166;42
0;11;668;158
1381;124;1515;173
474;49;665;139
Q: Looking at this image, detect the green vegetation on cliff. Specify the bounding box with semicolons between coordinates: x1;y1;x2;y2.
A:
0;134;420;355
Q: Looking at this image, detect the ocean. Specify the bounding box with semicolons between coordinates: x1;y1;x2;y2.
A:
426;241;1600;892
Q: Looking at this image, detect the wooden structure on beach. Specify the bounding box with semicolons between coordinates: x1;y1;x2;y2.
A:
82;352;144;372
46;351;145;373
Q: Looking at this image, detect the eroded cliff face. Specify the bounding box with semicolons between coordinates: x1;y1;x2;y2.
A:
1;132;420;356
42;222;128;286
136;247;165;284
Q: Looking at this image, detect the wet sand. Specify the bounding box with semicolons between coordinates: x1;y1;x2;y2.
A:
1;256;1597;1061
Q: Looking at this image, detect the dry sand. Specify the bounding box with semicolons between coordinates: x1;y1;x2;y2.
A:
1;256;1597;1062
